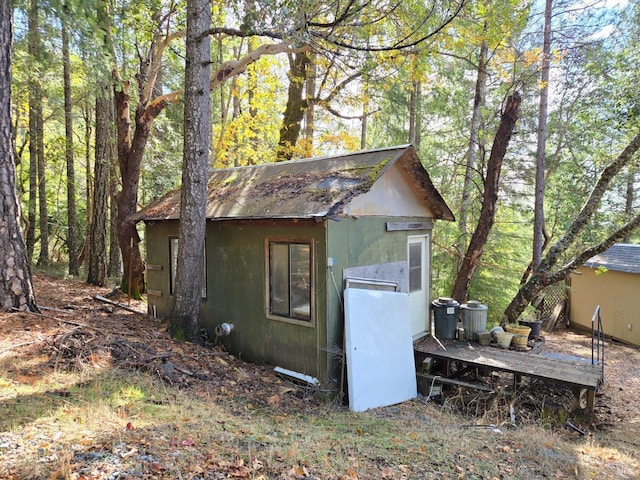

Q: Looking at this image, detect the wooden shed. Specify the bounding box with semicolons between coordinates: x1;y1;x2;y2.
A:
569;243;640;346
133;145;455;390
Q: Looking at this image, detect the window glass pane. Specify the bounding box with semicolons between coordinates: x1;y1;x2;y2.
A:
270;243;289;316
201;241;207;299
409;242;422;292
290;244;311;320
170;238;179;295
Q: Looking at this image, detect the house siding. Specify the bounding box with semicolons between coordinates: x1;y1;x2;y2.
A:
324;216;433;382
570;267;640;346
145;220;180;317
145;219;329;380
145;215;433;388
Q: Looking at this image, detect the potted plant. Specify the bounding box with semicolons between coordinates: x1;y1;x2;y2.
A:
518;305;543;339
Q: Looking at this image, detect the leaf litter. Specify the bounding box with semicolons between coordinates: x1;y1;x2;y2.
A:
0;271;639;479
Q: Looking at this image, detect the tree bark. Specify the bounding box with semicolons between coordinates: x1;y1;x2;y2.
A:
0;1;39;312
532;0;552;272
623;165;635;243
36;74;48;267
458;35;488;263
451;92;522;303
62;22;79;276
276;51;309;161
79;95;93;267
114;91;148;298
303;55;316;157
87;85;111;286
169;0;211;343
108;163;121;278
26;0;39;264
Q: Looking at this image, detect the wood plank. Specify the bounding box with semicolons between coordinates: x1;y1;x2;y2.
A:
546;300;565;332
415;339;603;391
417;373;495;393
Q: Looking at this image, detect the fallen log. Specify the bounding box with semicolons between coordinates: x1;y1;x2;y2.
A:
93;294;144;314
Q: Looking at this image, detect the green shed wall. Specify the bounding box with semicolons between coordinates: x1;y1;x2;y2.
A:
324;216;433;382
145;220;179;317
204;220;327;380
144;219;329;382
144;215;433;390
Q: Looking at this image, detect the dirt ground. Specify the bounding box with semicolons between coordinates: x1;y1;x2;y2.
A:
1;271;639;479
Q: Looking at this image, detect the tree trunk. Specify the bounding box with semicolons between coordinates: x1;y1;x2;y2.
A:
27;0;48;267
0;1;39;312
62;22;79;276
36;76;48;267
26;0;39;264
414;81;422;151
79;96;93;267
113;92;148;298
87;85;111;286
458;36;488;261
451;92;522;303
408;77;422;150
26;98;37;264
361;79;369;149
504;212;640;323
169;0;211;343
532;0;552;272
276;51;309;161
503;129;640;322
107;165;120;278
303;55;316;157
623;165;635;243
409;79;418;145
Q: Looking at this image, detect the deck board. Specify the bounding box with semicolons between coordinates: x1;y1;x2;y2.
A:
414;338;604;391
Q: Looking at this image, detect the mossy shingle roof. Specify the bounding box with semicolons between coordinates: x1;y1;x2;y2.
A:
132;144;454;222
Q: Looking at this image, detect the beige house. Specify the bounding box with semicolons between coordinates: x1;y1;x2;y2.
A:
569;243;640;346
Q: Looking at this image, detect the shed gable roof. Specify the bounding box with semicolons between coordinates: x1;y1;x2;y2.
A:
584;243;640;275
132;144;454;222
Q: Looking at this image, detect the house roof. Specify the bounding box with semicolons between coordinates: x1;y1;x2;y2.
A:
132;144;455;222
584;243;640;275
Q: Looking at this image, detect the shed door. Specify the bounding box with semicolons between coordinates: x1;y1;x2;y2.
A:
408;235;429;339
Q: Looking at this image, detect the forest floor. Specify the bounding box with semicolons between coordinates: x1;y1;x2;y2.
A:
0;270;639;479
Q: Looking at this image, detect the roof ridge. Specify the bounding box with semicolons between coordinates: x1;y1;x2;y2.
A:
208;144;412;173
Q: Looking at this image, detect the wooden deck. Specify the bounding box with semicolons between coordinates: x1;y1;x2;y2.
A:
414;337;605;410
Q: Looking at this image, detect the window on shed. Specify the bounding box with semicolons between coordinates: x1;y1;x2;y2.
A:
169;237;207;298
268;240;312;323
408;241;422;292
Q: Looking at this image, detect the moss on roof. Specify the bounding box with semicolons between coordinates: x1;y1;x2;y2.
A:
132;145;454;222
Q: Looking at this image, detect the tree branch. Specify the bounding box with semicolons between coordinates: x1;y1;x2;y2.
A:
546;212;640;285
142;42;307;125
142;29;186;106
540;129;640;271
